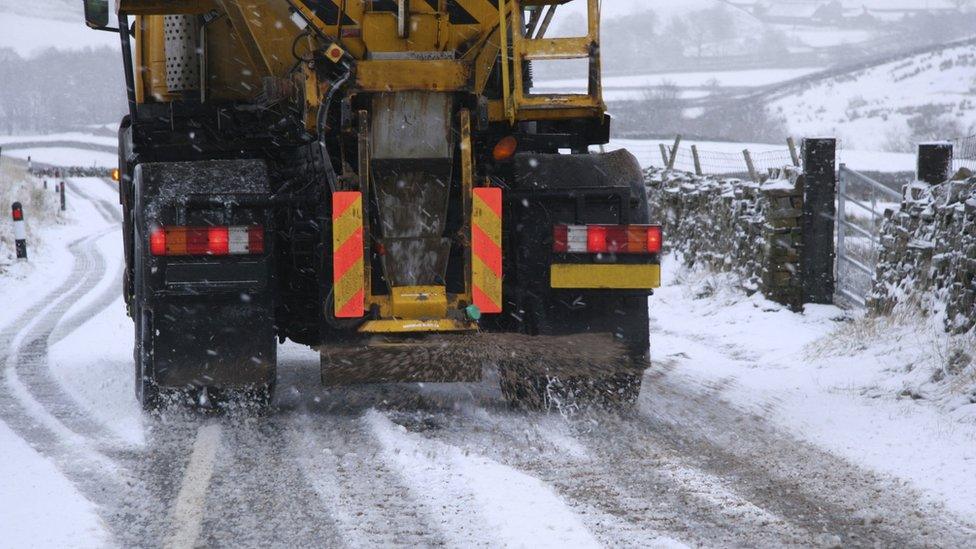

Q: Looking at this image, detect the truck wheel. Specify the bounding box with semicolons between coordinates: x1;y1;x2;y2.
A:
133;307;162;410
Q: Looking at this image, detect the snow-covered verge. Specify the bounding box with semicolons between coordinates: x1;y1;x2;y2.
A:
652;259;976;522
0;179;117;547
0;157;62;273
0;422;111;548
855;175;976;410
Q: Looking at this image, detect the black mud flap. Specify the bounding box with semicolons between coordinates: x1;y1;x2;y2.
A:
152;298;277;389
133;159;278;391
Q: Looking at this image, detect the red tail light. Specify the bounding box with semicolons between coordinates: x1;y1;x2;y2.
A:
150;225;265;256
553;224;663;255
552;225;568;253
208;227;229;255
586;226;607;253
646;226;662;254
150;226;166;256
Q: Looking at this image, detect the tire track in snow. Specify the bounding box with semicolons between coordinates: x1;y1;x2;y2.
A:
377;392;793;548
365;409;603;548
9;183;125;445
634;360;976;547
192;416;345;548
288;412;449;547
0;182;176;549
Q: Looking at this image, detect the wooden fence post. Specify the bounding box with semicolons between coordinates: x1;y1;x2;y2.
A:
659;144;669;168
743;149;758;182
667;135;682;170
787;137;800;167
691;145;703;176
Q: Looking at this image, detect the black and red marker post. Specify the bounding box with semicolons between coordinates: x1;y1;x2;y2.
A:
12;202;27;259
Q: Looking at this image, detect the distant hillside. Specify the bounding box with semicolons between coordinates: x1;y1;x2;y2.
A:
0;3;124;133
0;0;80;22
0;1;116;56
767;41;976;151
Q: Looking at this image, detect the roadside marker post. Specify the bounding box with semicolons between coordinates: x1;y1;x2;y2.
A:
12;202;27;260
60;181;66;211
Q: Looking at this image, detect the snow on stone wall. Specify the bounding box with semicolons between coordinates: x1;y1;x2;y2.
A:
645;167;804;309
871;175;976;334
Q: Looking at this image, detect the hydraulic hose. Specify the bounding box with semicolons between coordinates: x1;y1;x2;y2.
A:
316;58;362;330
316;63;352;194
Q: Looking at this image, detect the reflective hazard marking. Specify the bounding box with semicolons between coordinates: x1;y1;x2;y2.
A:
332;191;365;318
471;187;502;313
13;219;26;241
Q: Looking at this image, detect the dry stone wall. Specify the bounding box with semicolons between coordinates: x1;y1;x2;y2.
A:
645;167;805;309
871;175;976;334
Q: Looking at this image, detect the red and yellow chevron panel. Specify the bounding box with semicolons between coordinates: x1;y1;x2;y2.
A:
332;191;365;318
471;187;502;314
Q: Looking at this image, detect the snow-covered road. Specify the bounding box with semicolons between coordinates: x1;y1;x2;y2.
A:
1;181;975;547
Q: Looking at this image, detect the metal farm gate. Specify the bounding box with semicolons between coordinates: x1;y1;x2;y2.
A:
834;164;902;307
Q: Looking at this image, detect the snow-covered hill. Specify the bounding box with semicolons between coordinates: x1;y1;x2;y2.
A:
0;0;80;22
0;0;116;56
769;42;976;151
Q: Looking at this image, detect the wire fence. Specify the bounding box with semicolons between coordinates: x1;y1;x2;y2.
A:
951;134;976;172
658;137;799;181
751;149;796;175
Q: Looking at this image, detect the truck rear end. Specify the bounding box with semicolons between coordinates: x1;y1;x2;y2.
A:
85;0;661;410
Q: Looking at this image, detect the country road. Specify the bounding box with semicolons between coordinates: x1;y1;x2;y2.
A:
1;180;975;548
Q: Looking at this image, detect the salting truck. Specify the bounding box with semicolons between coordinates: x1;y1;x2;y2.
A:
82;0;661;409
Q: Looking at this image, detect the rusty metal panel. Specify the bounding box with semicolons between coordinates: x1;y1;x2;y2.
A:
356;60;470;92
371;92;452;159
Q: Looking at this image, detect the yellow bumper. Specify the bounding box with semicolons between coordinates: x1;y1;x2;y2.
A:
550;264;661;290
359;319;478;333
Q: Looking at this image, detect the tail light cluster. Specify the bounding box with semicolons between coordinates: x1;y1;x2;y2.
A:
150;226;265;257
553;224;662;254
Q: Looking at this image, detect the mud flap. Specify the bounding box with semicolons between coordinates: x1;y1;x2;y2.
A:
152;298;277;388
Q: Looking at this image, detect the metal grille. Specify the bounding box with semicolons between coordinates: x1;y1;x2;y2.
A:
164;15;200;93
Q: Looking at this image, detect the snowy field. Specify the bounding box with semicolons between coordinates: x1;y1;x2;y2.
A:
3;148;117;169
0;132;117;148
1;147;975;546
770;42;976;151
0;12;117;56
0;131;119;168
536;67;824;102
606;138;917;173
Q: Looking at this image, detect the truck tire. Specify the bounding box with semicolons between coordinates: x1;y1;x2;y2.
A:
133;306;162;410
